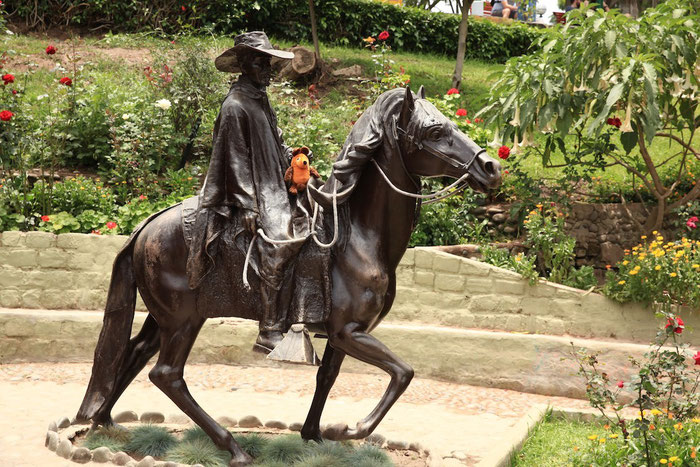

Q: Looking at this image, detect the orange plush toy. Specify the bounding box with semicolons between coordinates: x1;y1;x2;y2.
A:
285;146;320;194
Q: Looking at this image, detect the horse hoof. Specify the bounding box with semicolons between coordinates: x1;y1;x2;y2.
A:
322;423;350;441
300;428;322;443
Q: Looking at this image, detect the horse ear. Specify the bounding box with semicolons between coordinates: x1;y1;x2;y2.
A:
417;85;426;99
399;86;414;130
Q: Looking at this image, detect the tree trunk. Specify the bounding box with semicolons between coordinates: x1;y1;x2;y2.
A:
308;0;321;61
451;0;473;90
279;46;318;81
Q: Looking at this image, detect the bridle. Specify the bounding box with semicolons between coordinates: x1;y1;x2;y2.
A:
372;119;485;205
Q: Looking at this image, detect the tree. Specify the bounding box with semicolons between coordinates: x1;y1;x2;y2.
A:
479;1;700;232
308;0;321;60
451;0;475;89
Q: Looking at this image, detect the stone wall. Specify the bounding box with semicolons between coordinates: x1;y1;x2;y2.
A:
2;231;697;345
470;201;648;271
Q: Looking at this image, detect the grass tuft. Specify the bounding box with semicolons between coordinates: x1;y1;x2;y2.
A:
292;452;349;467
347;443;394;466
181;426;214;445
123;424;177;458
82;426;132;452
258;434;309;464
233;433;269;459
165;438;231;467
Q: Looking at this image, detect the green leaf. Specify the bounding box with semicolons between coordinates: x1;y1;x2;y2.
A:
620;130;637;154
604;30;616;51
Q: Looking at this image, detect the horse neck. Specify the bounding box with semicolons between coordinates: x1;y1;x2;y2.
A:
347;146;418;270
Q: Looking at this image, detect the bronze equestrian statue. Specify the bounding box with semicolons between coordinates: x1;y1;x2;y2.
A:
75;31;502;466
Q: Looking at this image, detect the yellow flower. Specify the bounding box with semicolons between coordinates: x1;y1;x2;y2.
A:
693;264;699;269
655;265;661;271
618;280;626;285
573;446;579;452
651;409;662;416
363;36;376;43
670;272;677;277
587;435;597;440
657;236;664;241
629;270;639;275
641;235;647;239
536;204;543;208
669;457;680;462
692;418;700;423
639;253;647;259
653;230;659;235
599;438;606;443
674;422;683;430
623;260;629;265
660;459;668;464
609;434;619;439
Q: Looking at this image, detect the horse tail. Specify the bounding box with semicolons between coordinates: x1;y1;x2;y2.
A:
75;242;138;422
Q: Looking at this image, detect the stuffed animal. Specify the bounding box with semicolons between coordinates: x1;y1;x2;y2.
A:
285;146;320;194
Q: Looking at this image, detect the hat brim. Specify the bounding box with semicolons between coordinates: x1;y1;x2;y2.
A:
215;45;294;73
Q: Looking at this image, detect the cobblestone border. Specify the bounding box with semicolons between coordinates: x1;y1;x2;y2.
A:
45;411;435;466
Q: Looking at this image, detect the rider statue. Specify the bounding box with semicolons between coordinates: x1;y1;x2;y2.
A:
187;31;307;354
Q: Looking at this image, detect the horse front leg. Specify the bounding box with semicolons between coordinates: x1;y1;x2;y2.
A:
322;322;414;441
301;342;346;442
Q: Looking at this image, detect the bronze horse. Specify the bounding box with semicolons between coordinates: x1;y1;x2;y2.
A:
75;86;501;466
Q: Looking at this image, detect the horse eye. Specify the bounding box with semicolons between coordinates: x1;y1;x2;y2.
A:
427;127;442;140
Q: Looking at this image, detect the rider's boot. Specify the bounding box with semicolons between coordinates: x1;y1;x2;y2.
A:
253;285;286;354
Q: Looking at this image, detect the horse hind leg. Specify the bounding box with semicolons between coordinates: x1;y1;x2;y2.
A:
91;314;161;426
149;317;252;466
301;342;346;442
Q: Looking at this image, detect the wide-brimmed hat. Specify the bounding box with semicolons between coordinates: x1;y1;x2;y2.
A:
215;31;294;73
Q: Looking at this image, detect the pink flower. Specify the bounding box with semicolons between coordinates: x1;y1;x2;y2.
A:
106;221;117;230
45;45;57;55
498;145;511;160
694;351;700;366
688;216;698;229
41;215;50;222
456;108;467;117
139;195;147;200
617;380;624;388
378;30;390;41
447;88;460;95
59;77;72;86
2;73;14;85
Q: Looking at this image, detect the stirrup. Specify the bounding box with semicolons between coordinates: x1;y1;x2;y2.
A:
267;324;320;366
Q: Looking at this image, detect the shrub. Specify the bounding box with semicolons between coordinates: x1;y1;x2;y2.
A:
8;0;544;63
572;304;700;465
82;426;132;452
123;425;177;458
232;433;268;459
604;234;700;309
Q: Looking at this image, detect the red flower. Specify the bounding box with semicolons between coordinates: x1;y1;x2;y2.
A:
666;316;684;334
606;117;622;128
617;381;624;388
466;119;472;124
0;110;13;121
2;73;14;85
139;195;147;200
504;170;509;174
181;5;186;11
106;221;117;230
59;77;72;86
45;45;57;55
447;88;460;95
91;229;101;235
456;108;467;117
41;215;50;222
498;145;511;160
378;30;390;41
688;216;698;229
11;89;17;95
694;351;700;365
474;117;483;123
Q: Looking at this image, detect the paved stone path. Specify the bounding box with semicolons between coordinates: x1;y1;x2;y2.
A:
0;363;591;466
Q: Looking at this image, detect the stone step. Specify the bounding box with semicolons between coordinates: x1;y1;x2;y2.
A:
0;308;652;399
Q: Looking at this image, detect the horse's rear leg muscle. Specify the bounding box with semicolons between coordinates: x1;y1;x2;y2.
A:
149;318;252;466
301;342;346;442
324;322;413;441
93;315;161;425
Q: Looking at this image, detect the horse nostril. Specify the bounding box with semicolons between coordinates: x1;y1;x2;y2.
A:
484;159;500;177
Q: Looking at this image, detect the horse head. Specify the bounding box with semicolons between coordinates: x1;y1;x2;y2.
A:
309;86;501;208
397;86;501;193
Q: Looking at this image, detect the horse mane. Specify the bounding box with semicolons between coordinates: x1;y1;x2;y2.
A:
321;87;410;253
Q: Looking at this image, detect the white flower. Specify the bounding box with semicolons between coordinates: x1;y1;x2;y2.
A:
36;94;48;101
154;99;172;110
122;113;130;120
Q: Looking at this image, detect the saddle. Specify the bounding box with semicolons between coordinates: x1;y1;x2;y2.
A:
180;196;333;328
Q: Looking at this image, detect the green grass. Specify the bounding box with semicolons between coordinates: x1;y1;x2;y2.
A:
512;415;606;467
165;438;231;467
123;425;178;458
